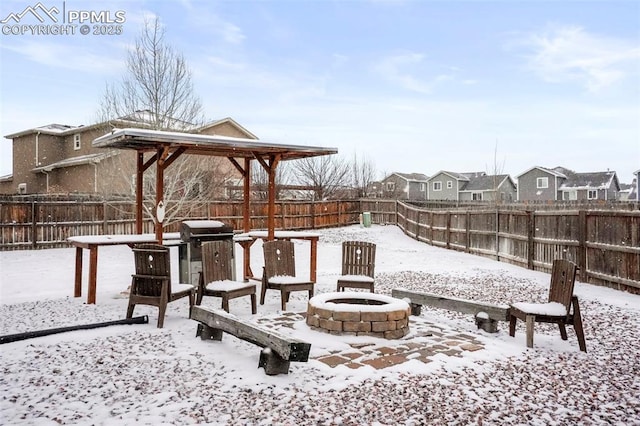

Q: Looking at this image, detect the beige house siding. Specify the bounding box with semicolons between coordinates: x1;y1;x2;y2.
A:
2;117;258;196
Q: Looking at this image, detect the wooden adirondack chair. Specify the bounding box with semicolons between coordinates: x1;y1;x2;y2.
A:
336;241;376;292
197;240;257;314
509;259;587;352
127;244;195;328
261;240;314;311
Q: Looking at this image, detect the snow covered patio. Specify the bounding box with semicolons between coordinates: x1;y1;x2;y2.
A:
1;225;639;424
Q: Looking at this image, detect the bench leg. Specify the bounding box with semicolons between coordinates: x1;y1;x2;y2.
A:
509;314;516;337
475;315;498;333
196;323;223;341
410;303;422;316
525;315;535;348
250;293;257;315
258;348;290;375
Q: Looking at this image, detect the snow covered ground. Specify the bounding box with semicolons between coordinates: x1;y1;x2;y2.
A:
1;224;639;425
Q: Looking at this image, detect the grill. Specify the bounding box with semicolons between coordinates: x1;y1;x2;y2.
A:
178;220;235;284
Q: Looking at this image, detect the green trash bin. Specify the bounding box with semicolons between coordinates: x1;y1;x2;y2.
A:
362;211;372;228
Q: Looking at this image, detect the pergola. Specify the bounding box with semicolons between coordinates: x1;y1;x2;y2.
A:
92;128;338;240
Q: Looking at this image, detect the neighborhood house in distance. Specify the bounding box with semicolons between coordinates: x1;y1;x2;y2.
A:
1;114;637;202
0;112;257;197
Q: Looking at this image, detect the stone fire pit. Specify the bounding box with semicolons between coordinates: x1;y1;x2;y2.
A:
306;292;411;339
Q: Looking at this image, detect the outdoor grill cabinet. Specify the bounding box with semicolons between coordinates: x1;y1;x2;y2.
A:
179;220;235;285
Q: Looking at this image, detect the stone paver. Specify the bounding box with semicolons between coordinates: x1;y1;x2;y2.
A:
258;311;486;370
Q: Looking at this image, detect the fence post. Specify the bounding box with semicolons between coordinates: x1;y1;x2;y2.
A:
446;211;451;249
102;201;108;234
310;200;315;229
465;211;470;253
526;209;534;270
577;210;587;281
31;200;37;249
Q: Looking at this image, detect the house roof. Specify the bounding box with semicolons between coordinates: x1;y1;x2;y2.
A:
32;152;118;173
93;128;337;161
516;166;568;179
391;172;429;182
426;170;470;182
4;113;258;140
559;171;619;191
459;174;513;192
5;123;82;138
197;117;259;140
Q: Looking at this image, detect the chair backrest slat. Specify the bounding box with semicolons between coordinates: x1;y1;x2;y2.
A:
263;240;296;279
132;244;170;297
202;240;234;283
133;244;170;278
341;241;376;278
548;259;578;312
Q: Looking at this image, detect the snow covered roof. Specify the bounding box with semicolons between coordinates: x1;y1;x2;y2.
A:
32;152;117;173
93;128;337;161
427;170;470;182
389;172;429;182
516;166;568;179
559;171;618;191
459;174;513;192
5;123;82;138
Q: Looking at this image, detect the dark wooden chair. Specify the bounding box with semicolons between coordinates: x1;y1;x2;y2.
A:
197;240;257;314
509;259;586;352
261;240;314;311
127;244;195;328
336;240;376;292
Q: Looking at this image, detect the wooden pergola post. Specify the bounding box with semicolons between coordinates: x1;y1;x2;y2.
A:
243;158;251;233
135;152;144;234
154;147;166;242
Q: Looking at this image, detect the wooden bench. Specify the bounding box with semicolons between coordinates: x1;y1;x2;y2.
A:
190;306;311;375
391;289;510;333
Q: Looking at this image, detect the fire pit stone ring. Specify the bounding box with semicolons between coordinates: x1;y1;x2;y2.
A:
306;292;411;339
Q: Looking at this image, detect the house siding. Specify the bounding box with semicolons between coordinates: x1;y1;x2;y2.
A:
427;172;461;201
379;174;427;200
1;118;255;196
517;169;560;201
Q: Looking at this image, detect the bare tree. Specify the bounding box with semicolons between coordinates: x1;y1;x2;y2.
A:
485;140;507;205
351;152;377;198
96;17;237;224
99;17;205;129
251;161;293;200
291;155;350;200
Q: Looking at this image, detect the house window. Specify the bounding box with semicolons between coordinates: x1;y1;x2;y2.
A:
419;183;425;192
472;193;483;201
587;190;597;200
386;182;395;192
73;134;81;150
537;177;548;189
447;181;453;189
433;181;442;191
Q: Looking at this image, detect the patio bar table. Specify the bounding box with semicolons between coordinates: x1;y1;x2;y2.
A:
67;233;180;304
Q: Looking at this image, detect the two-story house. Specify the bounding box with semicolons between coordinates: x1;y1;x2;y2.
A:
458;174;517;202
0;114;258;196
426;171;516;202
379;172;428;200
516;166;620;201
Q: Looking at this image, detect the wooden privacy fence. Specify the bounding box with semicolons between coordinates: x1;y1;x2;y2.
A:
361;199;640;294
0;199;360;250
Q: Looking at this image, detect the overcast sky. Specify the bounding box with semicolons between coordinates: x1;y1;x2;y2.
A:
1;0;639;183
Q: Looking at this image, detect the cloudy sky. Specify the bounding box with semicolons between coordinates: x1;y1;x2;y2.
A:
1;0;639;182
